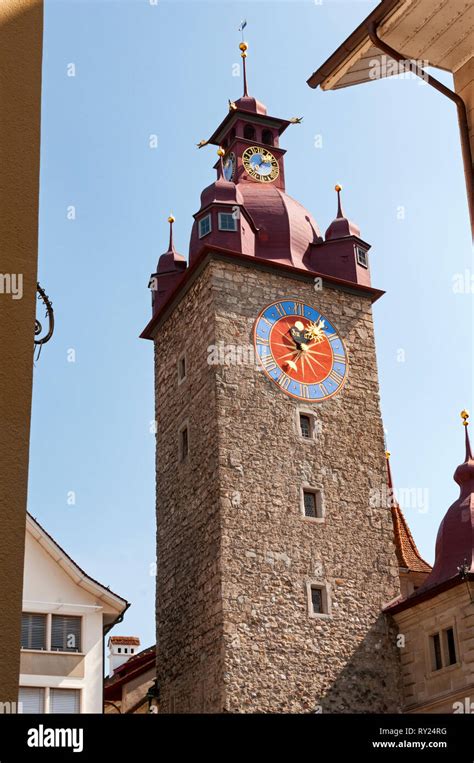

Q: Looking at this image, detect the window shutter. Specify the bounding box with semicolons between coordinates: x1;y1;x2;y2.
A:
18;687;44;714
51;615;81;652
21;614;46;650
50;688;80;714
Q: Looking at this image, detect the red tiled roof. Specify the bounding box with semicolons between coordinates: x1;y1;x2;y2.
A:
391;505;432;573
104;645;156;701
109;636;140;645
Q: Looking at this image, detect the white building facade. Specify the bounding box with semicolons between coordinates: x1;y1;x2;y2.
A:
19;514;128;714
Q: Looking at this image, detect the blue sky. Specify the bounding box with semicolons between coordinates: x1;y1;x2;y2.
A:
29;0;472;650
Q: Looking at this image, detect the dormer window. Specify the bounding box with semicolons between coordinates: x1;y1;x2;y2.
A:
262;128;274;146
218;212;237;232
244;124;256;141
198;214;212;239
356;246;368;268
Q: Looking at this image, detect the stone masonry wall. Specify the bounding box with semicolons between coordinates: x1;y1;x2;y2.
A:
154;255;402;712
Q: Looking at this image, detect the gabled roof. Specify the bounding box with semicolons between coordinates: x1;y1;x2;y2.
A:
385;454;431;574
391;504;432;573
104;645;156;701
307;0;472;91
26;513;128;616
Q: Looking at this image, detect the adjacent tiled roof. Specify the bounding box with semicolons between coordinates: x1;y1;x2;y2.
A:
385;454;431;574
391;505;432;573
109;636;140;645
104;645;156;701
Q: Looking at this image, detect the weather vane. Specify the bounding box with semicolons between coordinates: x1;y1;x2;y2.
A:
238;19;247;41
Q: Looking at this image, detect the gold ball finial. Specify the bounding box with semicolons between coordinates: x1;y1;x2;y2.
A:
239;41;248;57
461;410;470;426
168;214;175;224
217;147;225;157
385;450;391;459
335;184;342;192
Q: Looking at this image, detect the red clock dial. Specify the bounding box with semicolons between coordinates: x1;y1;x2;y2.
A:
254;300;348;402
270;315;333;384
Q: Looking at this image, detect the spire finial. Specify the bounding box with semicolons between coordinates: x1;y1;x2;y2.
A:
461;410;472;460
240;41;249;97
385;450;394;490
167;214;175;252
335;184;344;218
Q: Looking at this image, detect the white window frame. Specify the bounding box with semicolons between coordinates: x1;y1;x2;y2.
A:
300;485;325;522
218;212;238;232
296;407;318;442
356;246;368;268
198;214;212;239
306;581;331;619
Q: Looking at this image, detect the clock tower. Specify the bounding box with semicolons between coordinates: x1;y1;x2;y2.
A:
142;43;402;713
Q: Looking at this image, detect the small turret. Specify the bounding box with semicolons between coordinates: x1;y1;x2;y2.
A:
149;216;187;315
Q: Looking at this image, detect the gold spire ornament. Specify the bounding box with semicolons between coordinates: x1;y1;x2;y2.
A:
168;214;175;224
217;147;225;157
461;410;470;426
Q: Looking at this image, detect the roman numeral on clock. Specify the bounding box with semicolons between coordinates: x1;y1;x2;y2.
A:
261;354;277;372
277;373;291;391
328;369;344;385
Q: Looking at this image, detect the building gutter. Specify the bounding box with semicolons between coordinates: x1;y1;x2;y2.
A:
102;601;131;713
367;21;474;239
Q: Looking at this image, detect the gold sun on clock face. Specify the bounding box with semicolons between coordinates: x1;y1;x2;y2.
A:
242;146;279;183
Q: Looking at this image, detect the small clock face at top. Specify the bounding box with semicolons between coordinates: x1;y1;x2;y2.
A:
254;299;348;401
223;152;236;181
242;146;279;183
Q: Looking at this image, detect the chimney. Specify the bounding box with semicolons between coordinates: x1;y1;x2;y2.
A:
107;636;140;676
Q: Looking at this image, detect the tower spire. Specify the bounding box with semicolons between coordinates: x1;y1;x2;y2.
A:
240;41;249;97
167;214;176;253
335;183;344;218
461;409;472;459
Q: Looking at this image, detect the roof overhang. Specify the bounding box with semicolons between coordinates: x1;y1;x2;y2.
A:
26;513;128;616
140;246;385;341
307;0;473;91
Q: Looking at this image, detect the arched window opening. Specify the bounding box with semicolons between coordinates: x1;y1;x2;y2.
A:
244;124;256;141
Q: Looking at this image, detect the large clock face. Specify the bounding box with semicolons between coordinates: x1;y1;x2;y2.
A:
242;146;279;183
254;299;348;401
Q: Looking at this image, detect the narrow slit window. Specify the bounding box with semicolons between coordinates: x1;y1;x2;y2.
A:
180;426;189;461
302;488;322;519
300;414;311;439
430;633;442;671
178;355;186;382
444;627;457;666
303;491;317;518
310;586;325;615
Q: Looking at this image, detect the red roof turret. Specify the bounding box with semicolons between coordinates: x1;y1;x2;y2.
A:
417;411;474;593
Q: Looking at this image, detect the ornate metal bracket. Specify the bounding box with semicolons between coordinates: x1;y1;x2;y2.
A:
34;282;54;358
